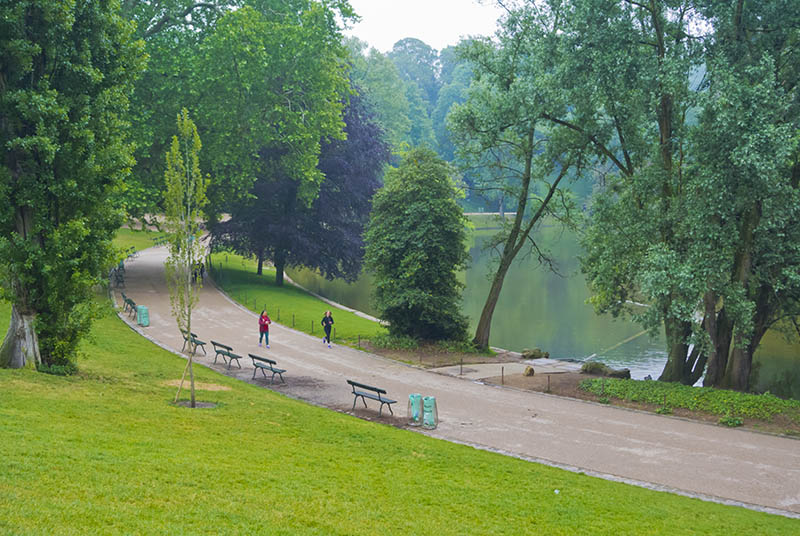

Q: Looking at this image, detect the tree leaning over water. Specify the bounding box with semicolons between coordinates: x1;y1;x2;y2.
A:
364;148;469;341
0;0;144;369
448;9;583;350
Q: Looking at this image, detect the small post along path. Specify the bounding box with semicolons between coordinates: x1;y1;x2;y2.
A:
119;245;800;517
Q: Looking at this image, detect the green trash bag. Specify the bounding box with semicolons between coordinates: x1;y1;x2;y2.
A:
136;305;150;327
408;393;422;426
422;396;438;430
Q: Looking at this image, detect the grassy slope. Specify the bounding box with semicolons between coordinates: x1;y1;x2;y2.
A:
113;228;166;252
0;302;796;534
208;252;386;345
0;233;796;533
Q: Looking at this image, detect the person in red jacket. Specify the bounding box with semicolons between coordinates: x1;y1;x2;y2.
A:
258;310;271;348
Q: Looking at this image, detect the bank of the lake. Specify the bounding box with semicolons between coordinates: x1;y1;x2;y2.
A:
288;214;800;399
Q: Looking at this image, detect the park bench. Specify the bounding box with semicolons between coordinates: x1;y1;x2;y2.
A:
126;299;137;318
210;340;242;369
249;354;286;384
181;330;207;355
346;380;396;416
120;292;129;311
114;269;125;287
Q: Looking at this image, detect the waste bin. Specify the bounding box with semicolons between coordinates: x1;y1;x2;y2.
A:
422;396;438;430
408;393;422;426
136;305;150;327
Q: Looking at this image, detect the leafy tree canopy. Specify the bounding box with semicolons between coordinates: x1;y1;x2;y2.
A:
364;148;469;341
0;0;145;368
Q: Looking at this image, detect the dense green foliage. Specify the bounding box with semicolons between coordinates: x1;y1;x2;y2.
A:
0;299;797;533
211;88;391;285
0;0;145;368
365;148;469;340
579;377;800;424
478;1;800;390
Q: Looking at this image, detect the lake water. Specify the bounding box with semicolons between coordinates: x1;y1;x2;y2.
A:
288;221;800;398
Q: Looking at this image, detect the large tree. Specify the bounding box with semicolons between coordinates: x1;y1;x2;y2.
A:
212;90;391;284
448;10;583;350
120;0;230;226
347;37;412;151
388;37;441;113
198;4;351;213
364;148;469;341
0;0;145;369
508;0;800;389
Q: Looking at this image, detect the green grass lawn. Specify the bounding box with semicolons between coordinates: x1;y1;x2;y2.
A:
1;230;796;533
0;301;797;534
208;251;387;346
113;227;167;253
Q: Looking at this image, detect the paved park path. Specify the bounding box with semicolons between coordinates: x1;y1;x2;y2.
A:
119;246;800;517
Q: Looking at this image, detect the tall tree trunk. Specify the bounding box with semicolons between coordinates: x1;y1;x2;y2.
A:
274;249;286;286
703;298;734;387
658;315;694;383
257;255;264;276
722;285;772;391
472;255;514;349
0;304;41;369
2;206;43;369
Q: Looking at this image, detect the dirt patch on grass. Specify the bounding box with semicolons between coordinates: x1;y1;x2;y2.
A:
164;380;231;391
484;371;800;437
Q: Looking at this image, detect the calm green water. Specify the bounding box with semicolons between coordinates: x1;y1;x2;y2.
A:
288;222;799;397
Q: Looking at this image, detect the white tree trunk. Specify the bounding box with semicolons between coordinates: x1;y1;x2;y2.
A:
0;305;41;369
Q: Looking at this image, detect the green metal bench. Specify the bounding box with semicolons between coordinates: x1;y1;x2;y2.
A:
180;330;207;355
249;354;286;384
346;380;396;416
211;340;241;369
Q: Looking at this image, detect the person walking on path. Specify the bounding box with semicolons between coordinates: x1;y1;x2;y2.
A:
321;310;334;348
259;310;271;348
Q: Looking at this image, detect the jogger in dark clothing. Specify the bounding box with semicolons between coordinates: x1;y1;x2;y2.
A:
321;310;334;348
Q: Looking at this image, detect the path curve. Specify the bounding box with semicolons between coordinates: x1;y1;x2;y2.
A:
118;246;800;517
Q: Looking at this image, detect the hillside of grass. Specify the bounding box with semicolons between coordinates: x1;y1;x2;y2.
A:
208;251;387;346
0;300;797;534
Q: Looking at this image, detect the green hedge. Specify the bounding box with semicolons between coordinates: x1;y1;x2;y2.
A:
580;377;800;422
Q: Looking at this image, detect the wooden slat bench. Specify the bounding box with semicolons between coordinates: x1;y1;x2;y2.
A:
210;340;241;369
346;380;396;416
249;354;286;384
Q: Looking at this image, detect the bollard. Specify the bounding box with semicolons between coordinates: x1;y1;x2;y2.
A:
460;358;463;376
502;366;505;385
333;327;336;341
277;308;280;321
311;321;314;334
547;374;551;393
292;313;295;328
358;334;361;348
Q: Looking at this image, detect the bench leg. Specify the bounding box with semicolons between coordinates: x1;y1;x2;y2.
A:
252;368;257;380
277;372;284;384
